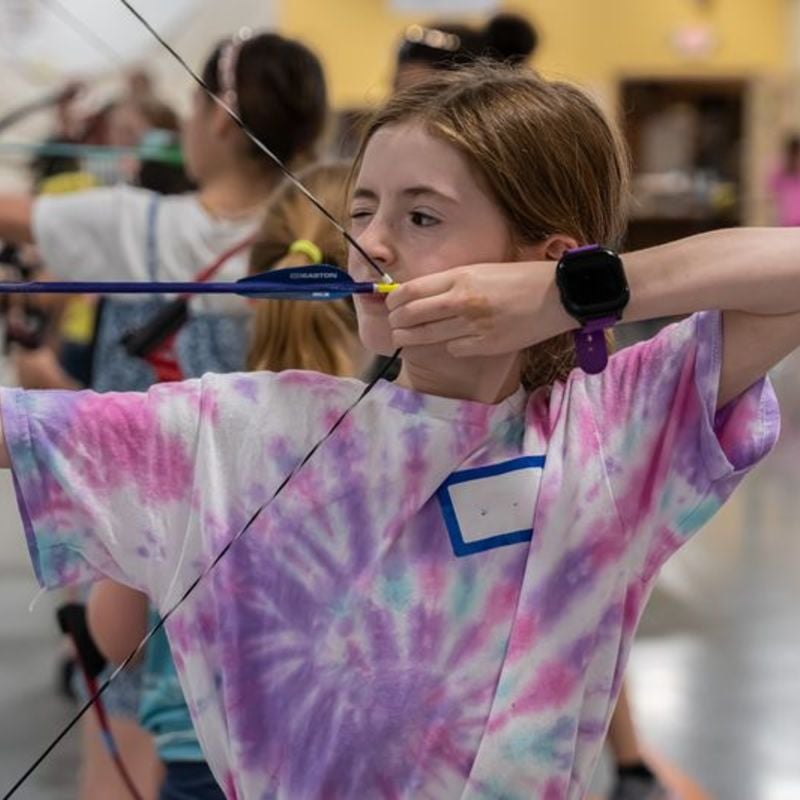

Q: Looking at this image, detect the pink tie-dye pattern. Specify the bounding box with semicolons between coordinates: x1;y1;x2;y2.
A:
57;391;194;503
2;312;779;799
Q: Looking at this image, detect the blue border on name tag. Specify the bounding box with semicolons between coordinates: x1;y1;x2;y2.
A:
436;455;546;558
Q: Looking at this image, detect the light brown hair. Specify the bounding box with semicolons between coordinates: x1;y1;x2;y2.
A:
248;162;360;377
352;63;630;390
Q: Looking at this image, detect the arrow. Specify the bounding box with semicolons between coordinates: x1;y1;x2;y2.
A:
0;265;399;300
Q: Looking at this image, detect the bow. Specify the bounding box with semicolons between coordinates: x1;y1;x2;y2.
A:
2;2;402;797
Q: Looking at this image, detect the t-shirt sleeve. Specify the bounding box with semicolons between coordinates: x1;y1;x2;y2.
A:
0;370;363;607
582;310;780;580
0;380;204;599
32;186;150;281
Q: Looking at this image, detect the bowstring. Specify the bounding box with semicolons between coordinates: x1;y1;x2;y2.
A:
3;4;402;798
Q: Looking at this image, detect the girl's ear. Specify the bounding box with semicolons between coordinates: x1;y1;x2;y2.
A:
517;234;579;262
210;103;238;140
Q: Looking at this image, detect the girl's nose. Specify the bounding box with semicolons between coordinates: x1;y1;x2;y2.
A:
352;218;394;276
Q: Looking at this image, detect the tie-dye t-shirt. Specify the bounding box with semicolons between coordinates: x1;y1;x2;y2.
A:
1;311;779;799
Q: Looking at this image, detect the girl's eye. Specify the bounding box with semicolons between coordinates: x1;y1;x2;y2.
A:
348;210;373;231
410;211;439;227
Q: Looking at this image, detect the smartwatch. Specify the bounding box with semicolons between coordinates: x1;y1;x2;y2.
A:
555;244;629;374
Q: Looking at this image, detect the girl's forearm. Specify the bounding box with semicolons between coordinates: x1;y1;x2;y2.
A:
87;580;149;665
624;228;800;322
0;194;34;244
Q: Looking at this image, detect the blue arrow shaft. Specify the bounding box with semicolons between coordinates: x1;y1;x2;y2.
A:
0;280;377;297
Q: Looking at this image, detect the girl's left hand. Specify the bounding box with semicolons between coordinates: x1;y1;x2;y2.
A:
385;261;575;357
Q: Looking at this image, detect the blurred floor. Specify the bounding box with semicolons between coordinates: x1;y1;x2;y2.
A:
0;571;79;800
1;344;799;799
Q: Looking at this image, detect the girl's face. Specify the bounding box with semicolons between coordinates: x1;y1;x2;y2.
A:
348;122;515;355
107;102;148;147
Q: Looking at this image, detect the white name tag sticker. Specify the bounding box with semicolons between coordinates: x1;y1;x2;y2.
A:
436;456;545;557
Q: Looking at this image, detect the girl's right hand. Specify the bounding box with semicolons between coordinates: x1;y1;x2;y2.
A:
386;260;575;357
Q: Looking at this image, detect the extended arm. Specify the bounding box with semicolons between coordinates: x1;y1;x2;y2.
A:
621;228;800;406
624;228;800;319
387;228;800;407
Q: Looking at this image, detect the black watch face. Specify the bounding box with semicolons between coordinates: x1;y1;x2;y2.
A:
556;248;629;320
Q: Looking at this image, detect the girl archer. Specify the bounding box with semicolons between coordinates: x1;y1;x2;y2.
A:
0;64;792;799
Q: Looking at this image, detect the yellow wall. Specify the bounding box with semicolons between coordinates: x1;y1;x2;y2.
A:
279;0;791;108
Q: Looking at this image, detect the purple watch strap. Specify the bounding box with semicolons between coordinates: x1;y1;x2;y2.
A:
573;315;615;374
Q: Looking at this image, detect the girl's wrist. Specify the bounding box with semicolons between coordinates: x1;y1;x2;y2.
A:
518;261;576;347
547;275;578;337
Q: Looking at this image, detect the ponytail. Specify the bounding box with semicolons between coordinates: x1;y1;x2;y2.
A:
247;162;361;378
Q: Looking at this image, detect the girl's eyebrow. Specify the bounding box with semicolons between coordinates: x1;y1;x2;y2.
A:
351;187;378;201
352;185;458;203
